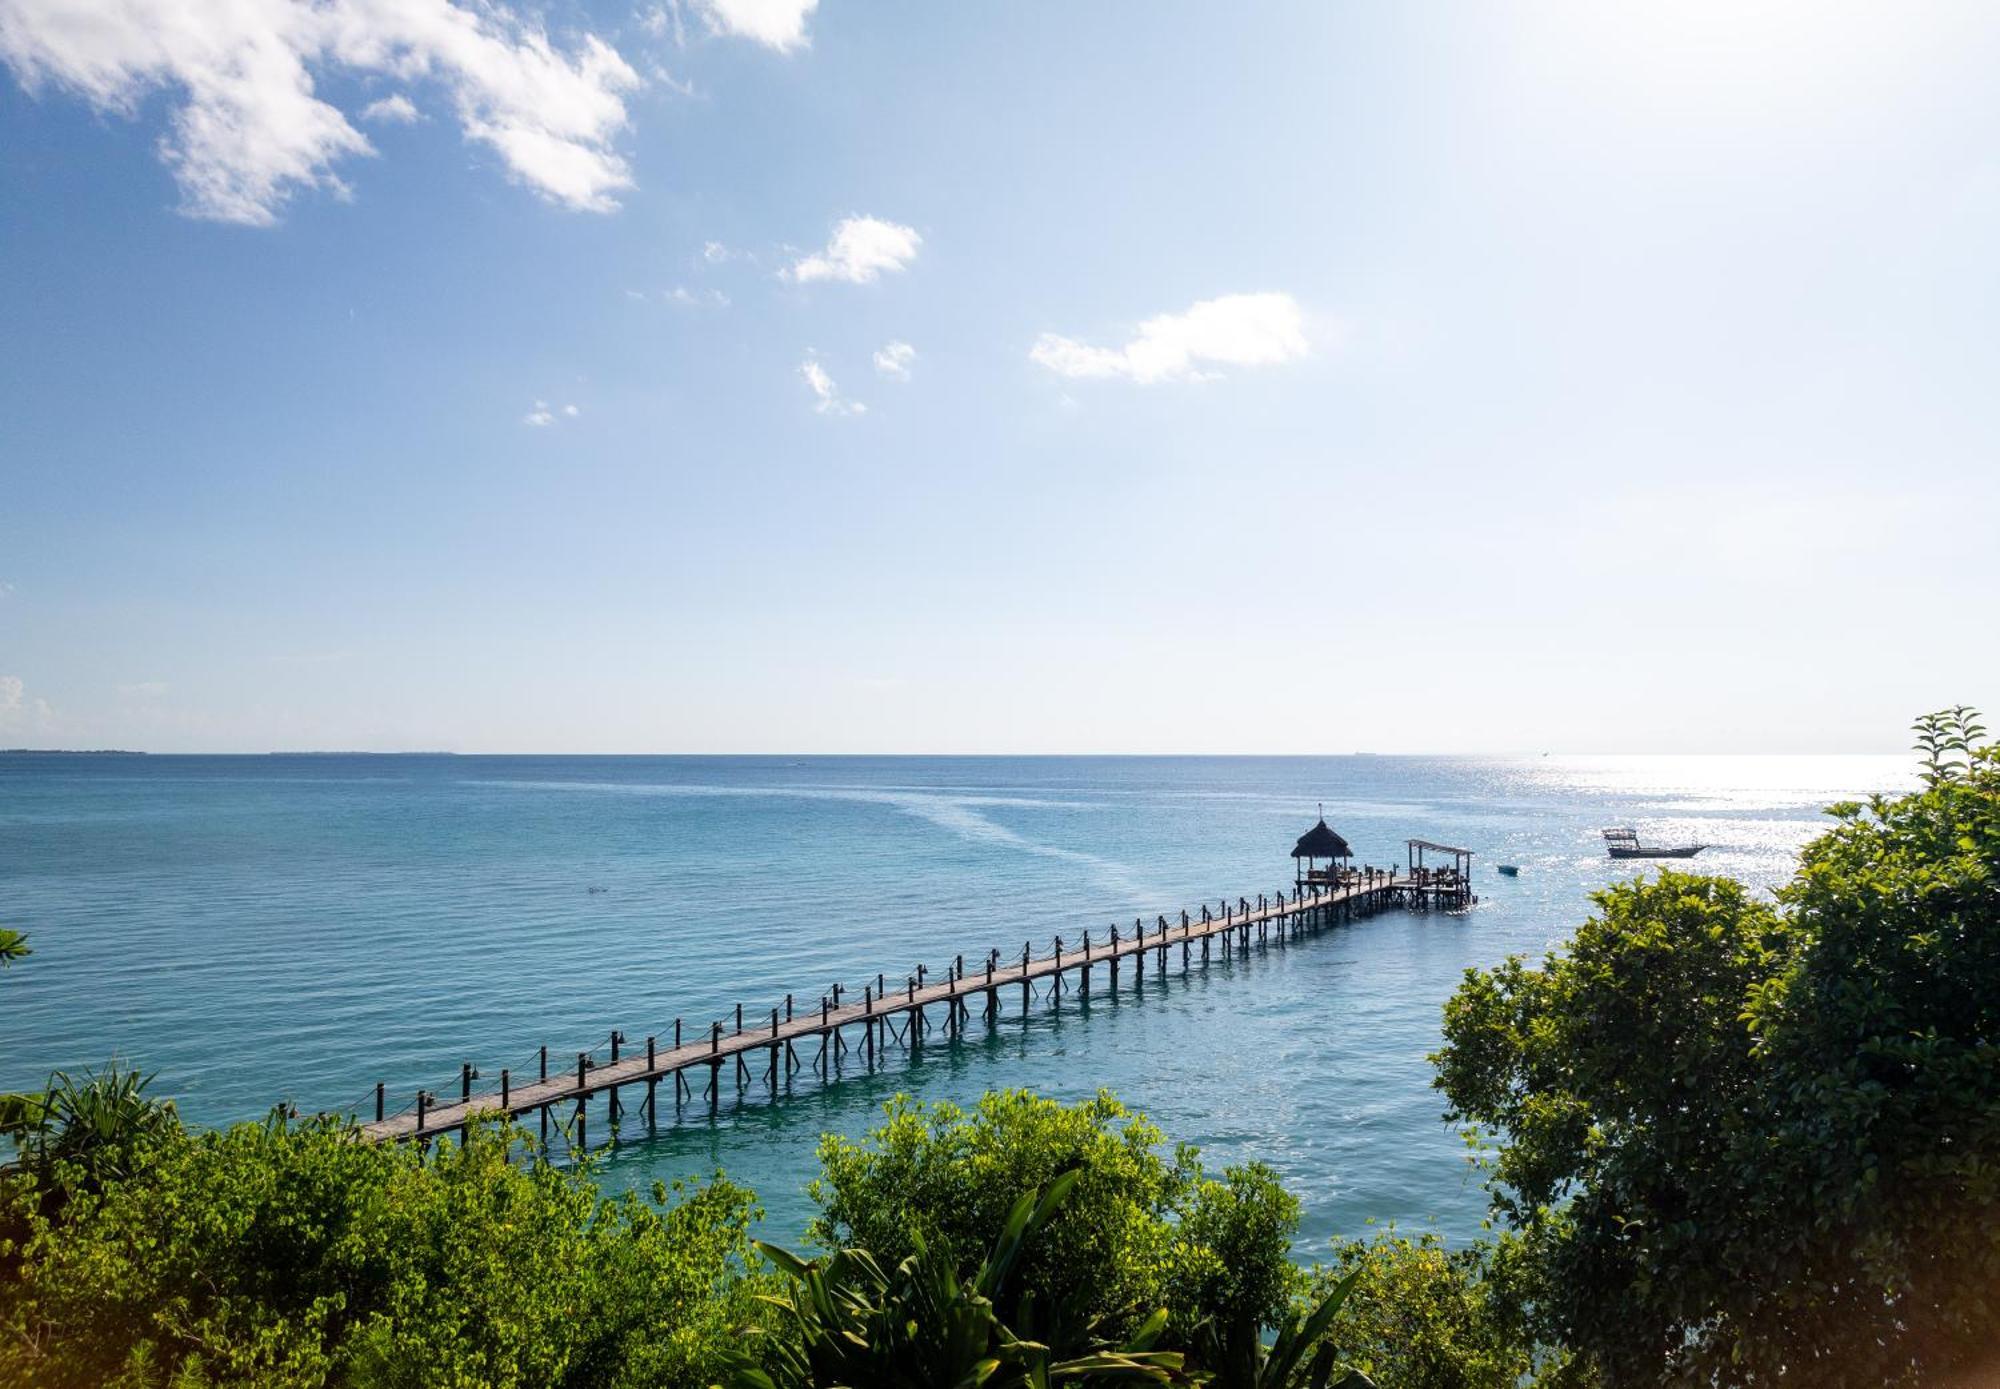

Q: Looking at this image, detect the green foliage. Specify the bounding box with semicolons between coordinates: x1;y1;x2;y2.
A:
1911;704;1986;786
1309;1231;1537;1389
731;1173;1193;1388
1433;709;2000;1385
1173;1164;1310;1377
0;1112;761;1388
2;1065;180;1193
809;1089;1287;1356
0;927;29;966
1210;1269;1375;1389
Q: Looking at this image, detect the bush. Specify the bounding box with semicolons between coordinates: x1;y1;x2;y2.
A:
0;1113;761;1388
1311;1231;1538;1389
807;1089;1301;1361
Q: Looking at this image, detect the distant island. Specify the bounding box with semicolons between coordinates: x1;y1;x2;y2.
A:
0;748;146;755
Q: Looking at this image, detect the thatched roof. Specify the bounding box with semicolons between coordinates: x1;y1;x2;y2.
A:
1291;818;1353;860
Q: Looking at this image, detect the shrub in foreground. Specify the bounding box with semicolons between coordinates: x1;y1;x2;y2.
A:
0;1114;759;1388
807;1088;1302;1361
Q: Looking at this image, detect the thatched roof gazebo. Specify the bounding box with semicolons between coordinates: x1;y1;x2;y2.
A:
1291;814;1353;889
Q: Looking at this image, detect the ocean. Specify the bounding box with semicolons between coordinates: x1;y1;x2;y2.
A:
0;752;1909;1253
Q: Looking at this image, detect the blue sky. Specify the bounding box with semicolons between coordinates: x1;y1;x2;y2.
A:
1;1;1995;753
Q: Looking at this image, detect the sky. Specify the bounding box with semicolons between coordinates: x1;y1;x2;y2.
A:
1;0;1996;754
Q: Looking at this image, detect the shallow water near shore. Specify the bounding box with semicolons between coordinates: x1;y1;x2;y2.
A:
0;752;1908;1252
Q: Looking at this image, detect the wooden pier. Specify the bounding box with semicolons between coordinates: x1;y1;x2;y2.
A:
353;864;1475;1146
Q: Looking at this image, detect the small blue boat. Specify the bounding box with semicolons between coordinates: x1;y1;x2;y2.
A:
1496;864;1519;877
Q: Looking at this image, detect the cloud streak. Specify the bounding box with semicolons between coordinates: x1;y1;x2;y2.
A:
873;340;915;380
1030;292;1310;384
800;358;863;416
0;0;641;225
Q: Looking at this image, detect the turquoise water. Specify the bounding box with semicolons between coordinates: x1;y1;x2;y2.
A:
0;753;1908;1254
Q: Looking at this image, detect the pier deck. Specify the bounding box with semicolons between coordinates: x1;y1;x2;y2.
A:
355;870;1473;1143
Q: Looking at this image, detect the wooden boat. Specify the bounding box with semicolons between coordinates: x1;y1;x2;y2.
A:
1496;864;1520;877
1603;828;1706;859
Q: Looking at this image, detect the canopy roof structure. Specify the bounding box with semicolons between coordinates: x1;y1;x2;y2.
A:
1406;839;1473;857
1291;818;1354;860
1406;838;1474;874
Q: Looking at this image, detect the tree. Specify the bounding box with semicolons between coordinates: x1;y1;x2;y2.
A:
1432;709;2000;1385
0;928;28;967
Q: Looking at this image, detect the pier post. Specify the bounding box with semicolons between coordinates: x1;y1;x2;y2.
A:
1081;931;1091;996
611;1031;621;1064
501;1069;510;1109
675;1019;682;1049
577;1052;586;1090
1021;943;1031;1012
416;1090;429;1136
539;1045;547;1081
711;1022;721;1055
375;1081;385;1123
461;1061;472;1104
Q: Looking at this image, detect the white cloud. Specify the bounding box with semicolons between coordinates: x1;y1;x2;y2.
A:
691;0;816;53
786;215;920;285
119;680;170;697
0;675;55;732
0;0;641;225
701;239;731;263
522;399;579;425
664;284;727;307
873;340;915;380
1029;292;1310;385
800;358;863;416
359;92;419;123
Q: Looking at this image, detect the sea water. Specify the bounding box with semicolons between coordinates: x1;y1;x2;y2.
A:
0;753;1908;1253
